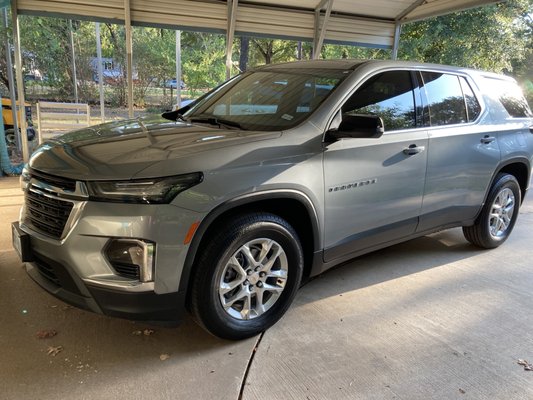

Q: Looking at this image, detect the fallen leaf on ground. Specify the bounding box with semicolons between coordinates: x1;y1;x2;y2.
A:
518;359;533;371
47;346;63;356
132;330;142;336
459;388;466;394
160;354;170;361
143;329;155;336
36;329;58;339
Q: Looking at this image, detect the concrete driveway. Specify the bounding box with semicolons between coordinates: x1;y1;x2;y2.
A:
2;175;533;400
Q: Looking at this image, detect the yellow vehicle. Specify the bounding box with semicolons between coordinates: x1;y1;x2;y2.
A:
2;97;36;146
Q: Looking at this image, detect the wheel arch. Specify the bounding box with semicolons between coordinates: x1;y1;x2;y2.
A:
492;158;531;204
180;190;321;304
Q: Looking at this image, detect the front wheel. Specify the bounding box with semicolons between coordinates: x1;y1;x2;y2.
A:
190;213;304;340
463;173;521;249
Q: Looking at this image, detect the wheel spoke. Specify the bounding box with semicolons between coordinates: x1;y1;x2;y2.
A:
254;289;266;316
262;246;284;272
267;269;288;280
263;282;285;293
502;213;511;225
228;255;247;277
257;239;274;265
220;278;244;295
240;244;258;267
223;288;248;309
495;218;503;234
240;293;252;320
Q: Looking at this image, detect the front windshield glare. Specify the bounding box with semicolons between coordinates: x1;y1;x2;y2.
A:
186;69;346;131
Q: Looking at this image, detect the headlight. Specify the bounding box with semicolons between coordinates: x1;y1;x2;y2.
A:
86;172;203;204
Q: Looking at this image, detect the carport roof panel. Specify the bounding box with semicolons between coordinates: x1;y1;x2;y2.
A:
238;0;499;21
16;0;500;48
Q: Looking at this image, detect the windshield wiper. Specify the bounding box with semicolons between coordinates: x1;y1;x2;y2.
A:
189;116;244;130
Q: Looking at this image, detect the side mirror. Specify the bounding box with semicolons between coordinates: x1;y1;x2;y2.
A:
161;104;193;121
329;114;384;140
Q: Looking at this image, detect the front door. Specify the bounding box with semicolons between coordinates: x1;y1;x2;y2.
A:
323;70;429;262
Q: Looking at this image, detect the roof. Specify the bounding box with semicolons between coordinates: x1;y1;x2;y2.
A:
258;59;366;70
17;0;500;49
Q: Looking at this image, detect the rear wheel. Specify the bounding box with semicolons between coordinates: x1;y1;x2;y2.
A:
190;213;303;340
463;173;521;248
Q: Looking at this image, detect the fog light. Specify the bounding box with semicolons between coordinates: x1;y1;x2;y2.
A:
105;239;155;282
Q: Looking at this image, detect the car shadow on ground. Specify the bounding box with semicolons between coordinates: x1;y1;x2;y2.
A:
295;227;485;306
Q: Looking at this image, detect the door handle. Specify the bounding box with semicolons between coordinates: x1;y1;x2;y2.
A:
481;135;496;144
403;144;425;156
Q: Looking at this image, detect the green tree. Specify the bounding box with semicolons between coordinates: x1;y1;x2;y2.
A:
181;32;226;94
133;27;175;106
399;0;532;74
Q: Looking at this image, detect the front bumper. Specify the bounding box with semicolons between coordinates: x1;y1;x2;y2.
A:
25;252;184;323
14;195;202;323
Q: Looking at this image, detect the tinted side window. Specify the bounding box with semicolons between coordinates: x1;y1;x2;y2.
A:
459;77;481;121
421;72;467;126
342;71;416;131
483;77;532;118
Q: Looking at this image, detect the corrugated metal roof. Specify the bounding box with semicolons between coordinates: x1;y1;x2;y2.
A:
17;0;500;48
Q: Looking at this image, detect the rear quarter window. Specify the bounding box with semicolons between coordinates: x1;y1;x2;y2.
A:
481;76;532;119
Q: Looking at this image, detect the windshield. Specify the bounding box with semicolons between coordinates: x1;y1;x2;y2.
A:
184;68;347;131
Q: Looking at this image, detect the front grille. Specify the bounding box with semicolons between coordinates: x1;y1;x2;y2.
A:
110;262;140;280
26;189;73;239
30;170;76;192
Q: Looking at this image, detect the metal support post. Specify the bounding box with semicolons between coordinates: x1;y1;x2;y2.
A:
175;30;181;108
2;8;19;151
95;22;105;122
392;22;401;60
11;0;29;162
226;0;238;80
312;0;332;60
124;0;134;118
69;20;78;104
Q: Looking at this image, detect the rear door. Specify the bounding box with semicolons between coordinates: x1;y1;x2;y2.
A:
323;70;429;262
417;71;501;231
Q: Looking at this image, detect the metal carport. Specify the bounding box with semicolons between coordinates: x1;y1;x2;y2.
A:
9;0;499;161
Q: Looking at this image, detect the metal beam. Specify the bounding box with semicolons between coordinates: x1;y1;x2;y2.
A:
226;0;238;79
394;0;427;21
400;0;500;23
312;0;333;60
392;22;401;60
11;0;29;162
124;0;134;118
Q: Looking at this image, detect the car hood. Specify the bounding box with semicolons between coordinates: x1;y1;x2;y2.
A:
28;116;281;180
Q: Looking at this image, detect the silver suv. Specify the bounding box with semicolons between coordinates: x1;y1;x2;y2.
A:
12;60;533;339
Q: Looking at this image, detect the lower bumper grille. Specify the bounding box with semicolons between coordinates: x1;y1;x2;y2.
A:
33;255;61;286
32;253;83;296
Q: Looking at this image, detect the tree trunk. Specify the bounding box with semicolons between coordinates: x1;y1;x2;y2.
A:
239;36;249;73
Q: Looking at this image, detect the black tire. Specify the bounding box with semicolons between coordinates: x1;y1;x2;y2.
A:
190;213;304;340
463;173;521;249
